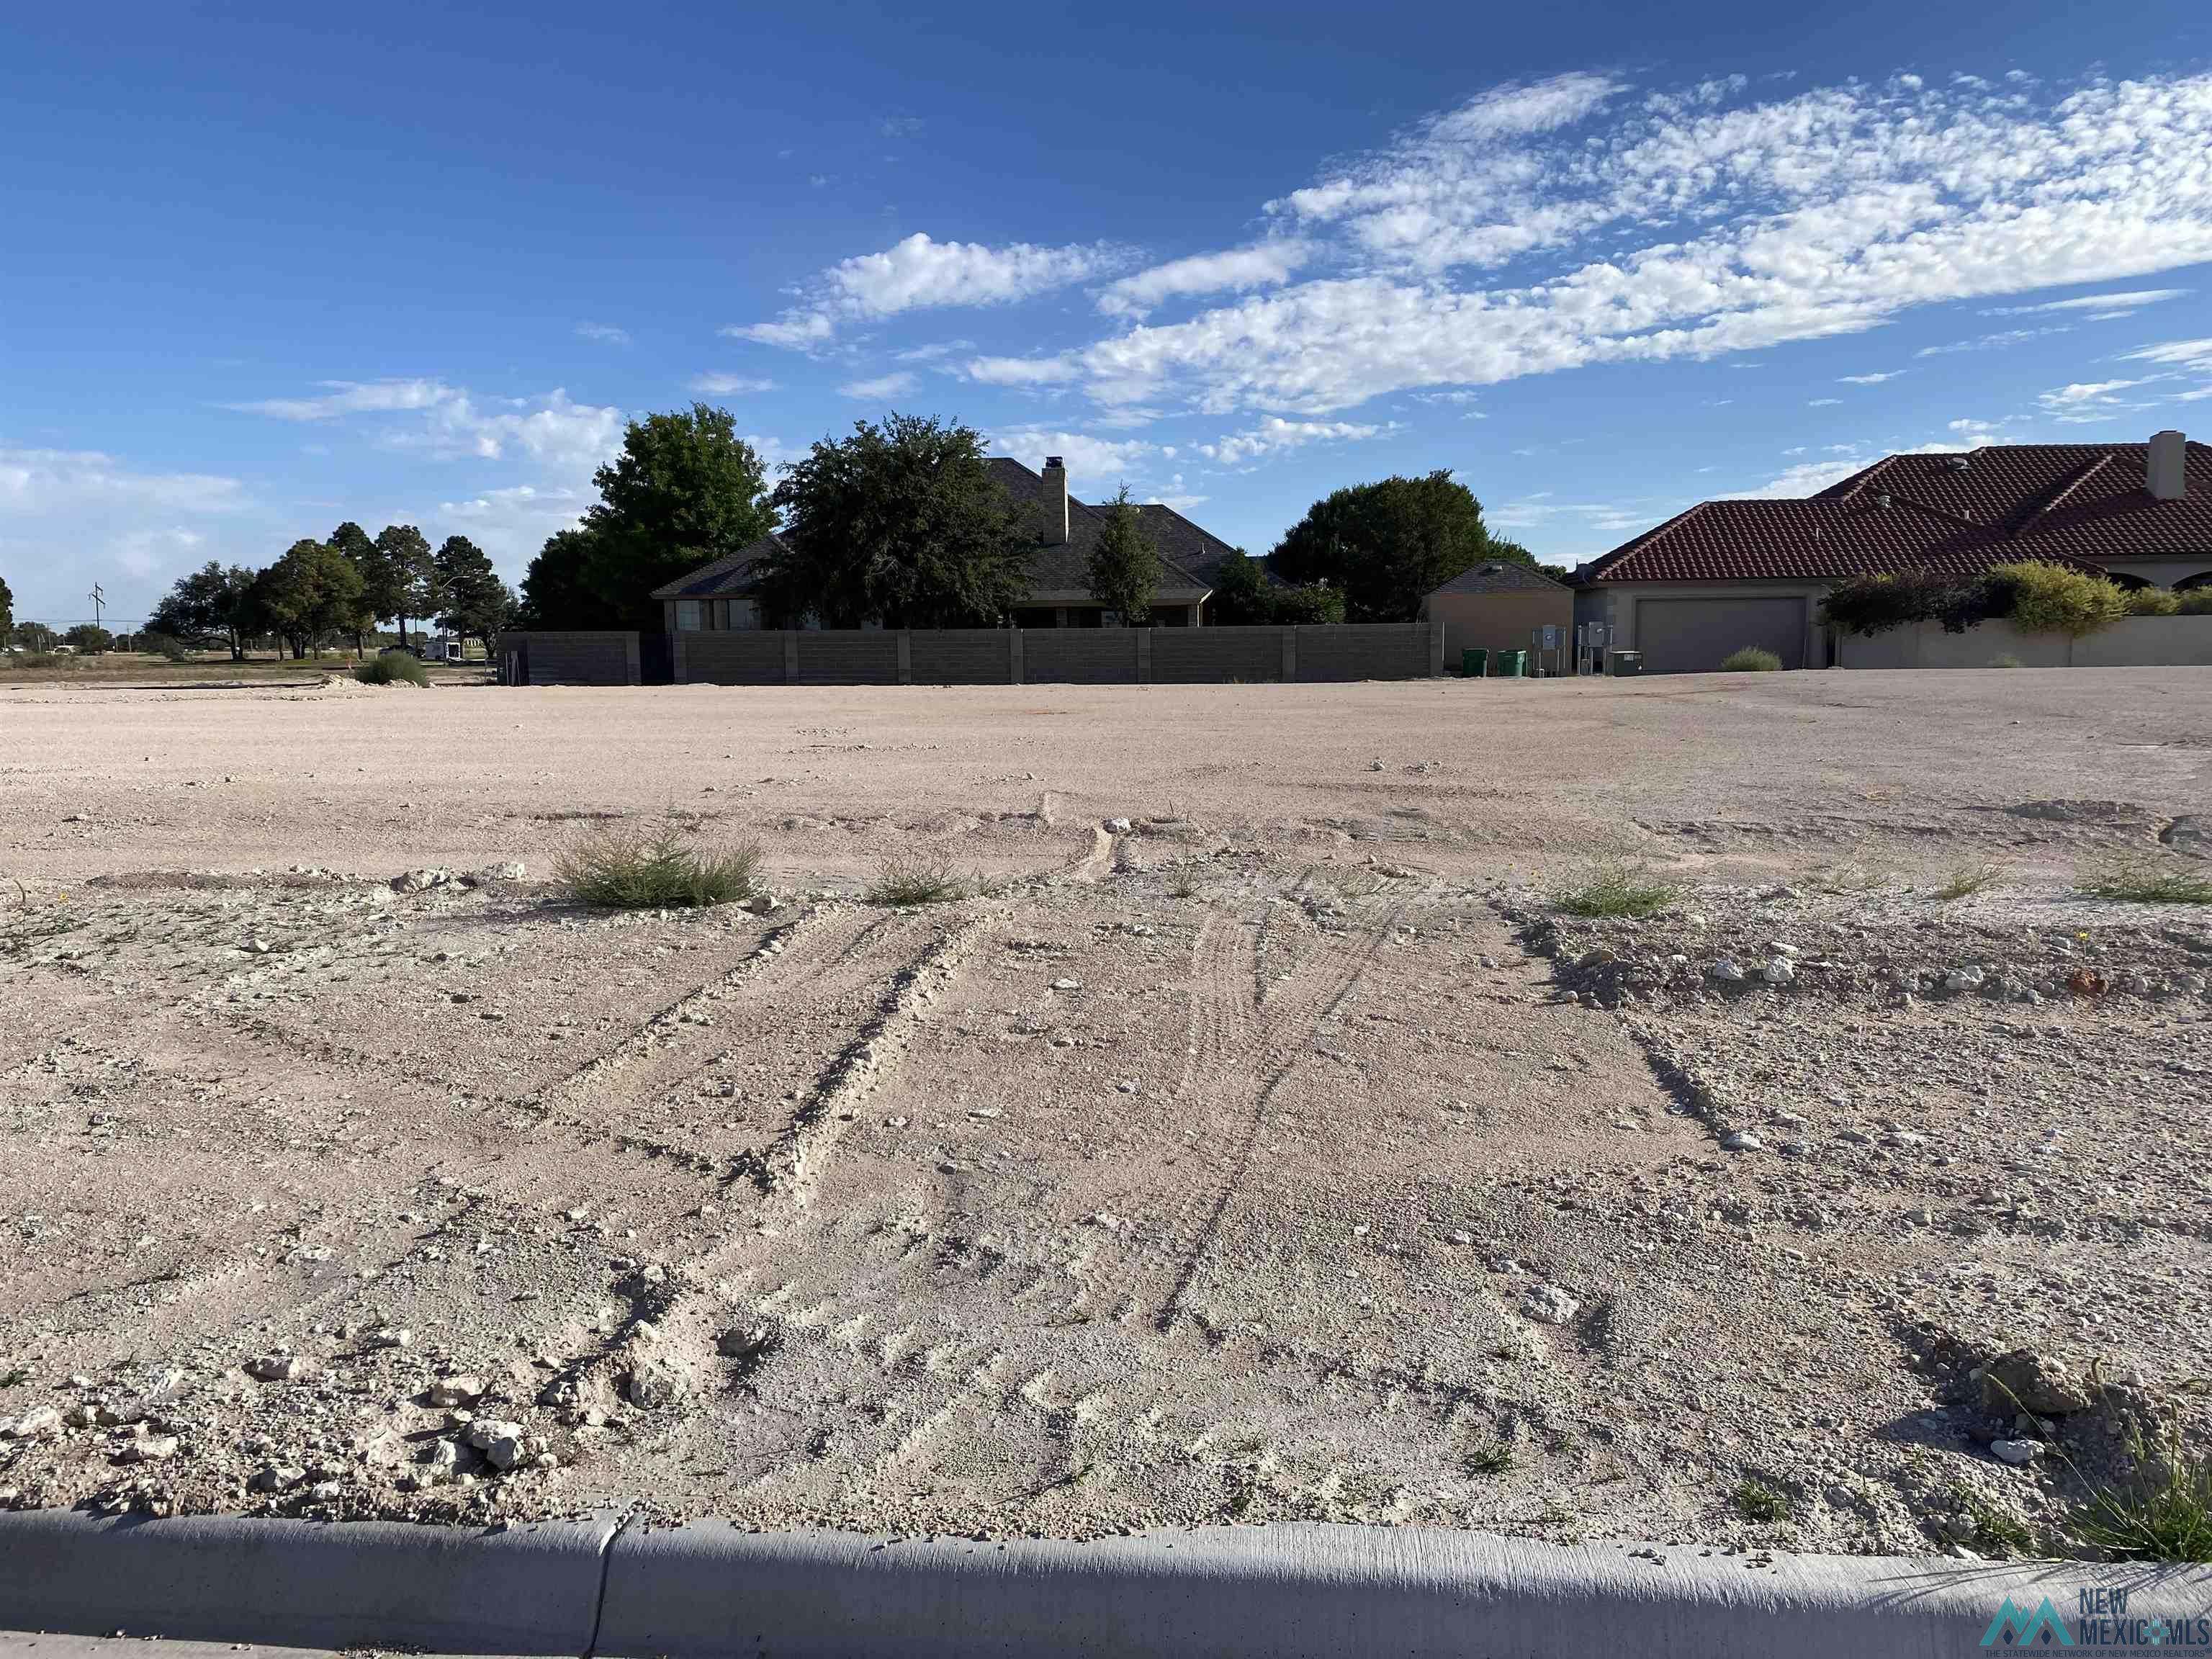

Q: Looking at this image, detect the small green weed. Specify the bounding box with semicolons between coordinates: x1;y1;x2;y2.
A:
2082;860;2212;905
1550;859;1681;919
1935;863;2002;901
1719;646;1784;672
557;822;760;909
867;852;964;907
1734;1478;1791;1524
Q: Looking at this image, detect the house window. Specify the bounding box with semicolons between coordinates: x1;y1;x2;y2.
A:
675;601;703;631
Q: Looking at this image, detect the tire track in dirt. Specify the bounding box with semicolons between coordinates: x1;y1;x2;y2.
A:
1072;882;1408;1331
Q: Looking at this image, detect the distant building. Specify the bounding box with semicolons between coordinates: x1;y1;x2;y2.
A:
1421;560;1573;666
652;457;1251;632
1576;431;2211;673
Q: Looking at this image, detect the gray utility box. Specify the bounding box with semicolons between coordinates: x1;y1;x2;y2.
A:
1606;649;1645;677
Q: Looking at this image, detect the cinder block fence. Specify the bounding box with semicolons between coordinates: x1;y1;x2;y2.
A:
503;625;1441;686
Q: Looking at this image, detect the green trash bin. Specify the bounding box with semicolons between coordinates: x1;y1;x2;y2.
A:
1498;649;1527;678
1461;648;1488;678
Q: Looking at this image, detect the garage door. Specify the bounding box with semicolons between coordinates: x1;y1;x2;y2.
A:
1635;598;1806;674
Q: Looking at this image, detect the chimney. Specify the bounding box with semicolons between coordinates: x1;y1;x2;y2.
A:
1041;456;1069;545
2148;429;2188;501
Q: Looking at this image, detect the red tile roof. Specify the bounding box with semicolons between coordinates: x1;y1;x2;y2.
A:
1581;440;2212;583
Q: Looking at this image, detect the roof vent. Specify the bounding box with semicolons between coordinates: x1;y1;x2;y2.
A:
1044;454;1064;469
1876;492;1892;509
1946;457;1970;471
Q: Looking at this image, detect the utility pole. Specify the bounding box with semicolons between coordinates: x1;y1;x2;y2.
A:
87;583;104;631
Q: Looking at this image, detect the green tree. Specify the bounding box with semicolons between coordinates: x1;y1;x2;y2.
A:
1084;486;1161;624
0;573;12;639
150;562;261;661
64;623;114;655
14;620;57;652
516;527;602;630
578;403;775;626
1208;550;1271;624
757;413;1030;627
327;522;381;655
253;539;366;659
1270;471;1516;621
372;525;437;648
433;534;514;652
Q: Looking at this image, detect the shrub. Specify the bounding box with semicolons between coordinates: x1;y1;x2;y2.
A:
1734;1478;1791;1524
1934;863;2001;901
557;822;760;909
2069;1412;2212;1563
1719;646;1783;672
2126;586;2182;616
2178;589;2212;616
141;631;192;662
2082;859;2212;904
1551;859;1681;918
1822;569;2002;636
866;851;964;907
354;650;430;687
1986;561;2130;638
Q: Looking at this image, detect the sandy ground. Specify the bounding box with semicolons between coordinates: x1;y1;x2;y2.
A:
1;668;2208;1558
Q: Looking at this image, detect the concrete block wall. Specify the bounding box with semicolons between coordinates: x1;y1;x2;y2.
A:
910;629;1017;683
1152;626;1285;683
495;631;640;685
517;624;1446;688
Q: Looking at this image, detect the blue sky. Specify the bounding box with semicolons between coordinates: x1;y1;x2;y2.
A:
6;1;2212;623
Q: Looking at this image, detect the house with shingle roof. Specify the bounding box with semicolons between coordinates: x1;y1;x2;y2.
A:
1573;431;2211;673
652;457;1251;633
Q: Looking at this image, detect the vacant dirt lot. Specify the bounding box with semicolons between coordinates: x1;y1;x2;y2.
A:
2;669;2209;1557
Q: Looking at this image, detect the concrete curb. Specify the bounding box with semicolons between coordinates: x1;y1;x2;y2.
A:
594;1521;2212;1658
4;1510;2209;1658
0;1509;617;1654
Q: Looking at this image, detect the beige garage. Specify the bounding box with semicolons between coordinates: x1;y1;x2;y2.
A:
1634;596;1809;674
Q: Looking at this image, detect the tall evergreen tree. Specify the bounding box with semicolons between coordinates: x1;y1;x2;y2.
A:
328;521;380;655
372;524;438;648
1084;487;1161;624
433;534;513;652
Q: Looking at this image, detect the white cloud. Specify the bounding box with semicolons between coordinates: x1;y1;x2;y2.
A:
981;427;1166;492
961;353;1084;387
891;339;975;363
2122;338;2212;371
1838;370;1906;385
993;70;2212;415
1097;241;1312;317
1984;288;2187;317
229;379;622;471
837;371;919;400
575;323;631;346
0;449;253;616
1807;397;1843;406
0;447;248;518
1193;417;1389;466
724;310;837;350
732;233;1133;349
688;373;778;396
1916;325;2072;356
225;378;456;421
2037;377;2154;422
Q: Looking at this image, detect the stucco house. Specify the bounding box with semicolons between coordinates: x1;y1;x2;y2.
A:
1420;560;1573;665
652;456;1250;632
1574;431;2211;673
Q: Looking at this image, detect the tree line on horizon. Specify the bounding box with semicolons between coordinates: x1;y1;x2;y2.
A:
514;403;1543;634
1;403;1547;657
